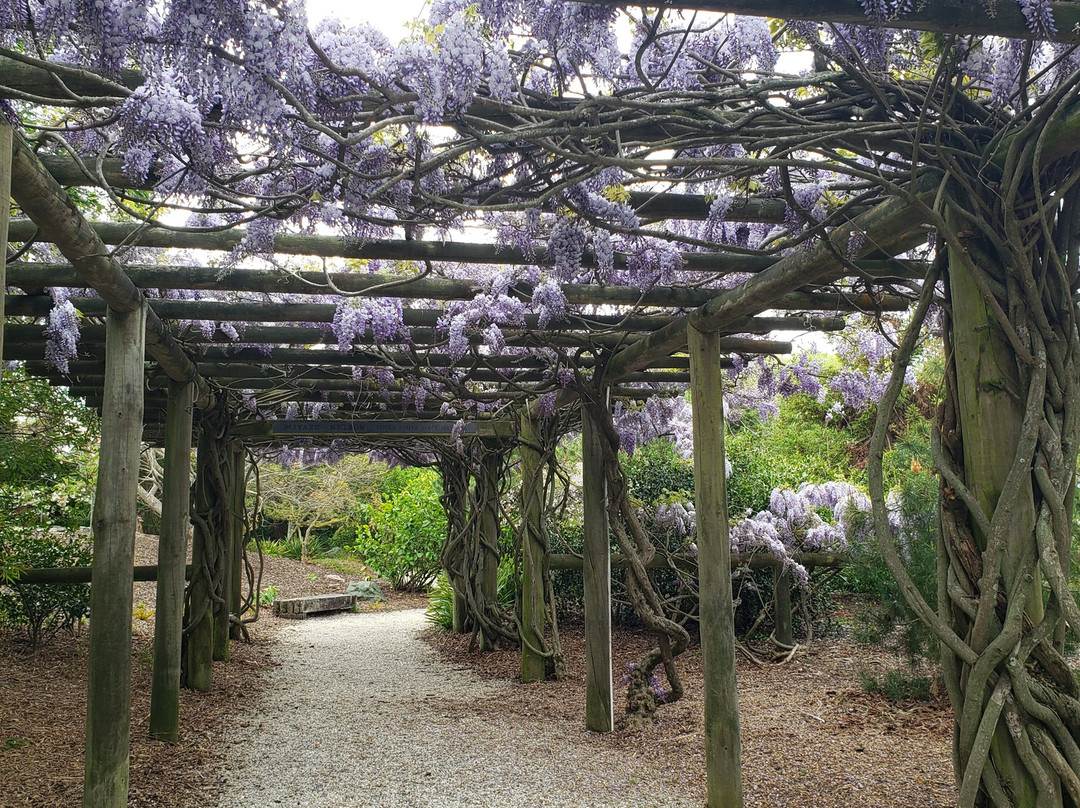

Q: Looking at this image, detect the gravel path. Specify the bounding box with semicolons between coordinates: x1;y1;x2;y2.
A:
214;609;702;808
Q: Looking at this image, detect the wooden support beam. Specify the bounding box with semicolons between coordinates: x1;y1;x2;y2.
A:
4;291;903;332
11;564;193;584
604;174;939;382
83;303;146;808
688;324;742;808
6;259;920;306
6;134;211;405
5;218;773;273
0;123;11;377
572;0;1080;44
232;418;516;440
582;400;613;733
23;154;792;224
518;411;547;683
149;379;194;744
547;551;847;571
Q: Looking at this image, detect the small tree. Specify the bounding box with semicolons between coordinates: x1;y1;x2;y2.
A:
259;454;381;563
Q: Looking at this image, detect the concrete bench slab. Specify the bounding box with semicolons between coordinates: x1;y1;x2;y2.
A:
273;593;358;619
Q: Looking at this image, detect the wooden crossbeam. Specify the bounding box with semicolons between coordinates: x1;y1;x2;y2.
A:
6;260;923;306
7;132;211;404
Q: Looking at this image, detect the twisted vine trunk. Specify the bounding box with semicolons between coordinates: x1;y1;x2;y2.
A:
437;441;523;652
870;77;1080;806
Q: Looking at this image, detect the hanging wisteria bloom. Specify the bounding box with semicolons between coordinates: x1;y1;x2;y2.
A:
45;288;81;374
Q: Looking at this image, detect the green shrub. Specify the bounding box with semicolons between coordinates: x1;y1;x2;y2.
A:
725;397;859;516
859;668;933;702
350;467;445;591
621;439;694;505
425;561;519;632
425;572;455;630
0;531;92;649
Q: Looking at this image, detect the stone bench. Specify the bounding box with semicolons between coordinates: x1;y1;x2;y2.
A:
272;593;358;619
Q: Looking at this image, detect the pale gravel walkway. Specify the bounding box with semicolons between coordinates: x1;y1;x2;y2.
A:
214;609;701;808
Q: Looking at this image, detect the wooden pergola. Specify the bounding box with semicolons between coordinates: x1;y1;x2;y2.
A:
3;4;1080;808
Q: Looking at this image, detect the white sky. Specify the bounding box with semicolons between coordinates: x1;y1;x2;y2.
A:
304;1;431;38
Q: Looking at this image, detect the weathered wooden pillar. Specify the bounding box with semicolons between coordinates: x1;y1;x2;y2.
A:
688;323;743;808
519;411;547;683
83;302;146;808
229;443;246;640
184;426;214;692
149;380;194;743
582;401;614;732
0;123;11;377
773;567;793;648
478;446;501;651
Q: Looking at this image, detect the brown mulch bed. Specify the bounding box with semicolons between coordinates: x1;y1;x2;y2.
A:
425;624;957;808
0;533;424;808
3;533;955;807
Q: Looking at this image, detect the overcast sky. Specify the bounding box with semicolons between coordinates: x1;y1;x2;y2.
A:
304;1;431;38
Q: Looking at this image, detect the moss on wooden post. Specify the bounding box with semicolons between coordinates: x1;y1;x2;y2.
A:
83;303;146;808
688;324;743;808
519;411;547;683
582;403;614;733
149;380;194;743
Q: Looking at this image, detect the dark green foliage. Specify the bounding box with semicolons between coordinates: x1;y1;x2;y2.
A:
0;530;92;649
350;467;446;591
621;439;694;505
425;563;516;631
0;368;99;530
845;440;940;669
260;531;338;561
550;519;586;617
725;396;859;516
859;668;934;702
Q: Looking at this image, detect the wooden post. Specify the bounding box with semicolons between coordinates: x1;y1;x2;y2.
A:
0;123;11;379
83;303;146;808
582;402;614;732
149;380;194;743
478;447;501;651
688;323;743;808
519;411;547;683
773;567;793;647
947;219;1041;808
229;443;246;639
184;426;214;692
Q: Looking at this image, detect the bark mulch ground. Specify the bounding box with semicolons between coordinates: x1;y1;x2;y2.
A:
2;533;955;807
